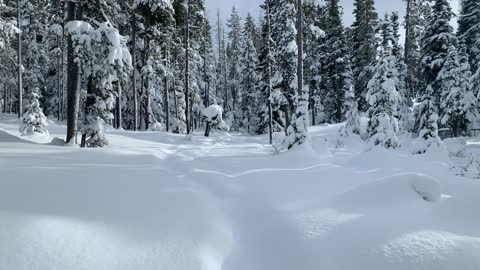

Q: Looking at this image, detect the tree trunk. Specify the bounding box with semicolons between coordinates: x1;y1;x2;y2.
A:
66;1;81;144
297;0;303;98
185;0;191;135
17;0;22;119
164;46;170;132
80;77;94;148
204;121;210;137
143;15;151;130
116;85;123;129
57;35;62;121
131;11;138;131
266;0;273;145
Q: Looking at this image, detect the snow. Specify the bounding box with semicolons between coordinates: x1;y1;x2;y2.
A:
1;114;480;270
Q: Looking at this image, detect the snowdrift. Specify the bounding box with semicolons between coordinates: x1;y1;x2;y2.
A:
1;115;480;270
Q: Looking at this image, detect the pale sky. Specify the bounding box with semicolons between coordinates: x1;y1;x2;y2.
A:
205;0;461;27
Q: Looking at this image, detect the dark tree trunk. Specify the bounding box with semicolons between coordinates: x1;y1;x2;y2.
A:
65;1;81;144
185;0;191;134
266;0;273;144
80;77;94;148
17;0;22;119
143;15;151;130
131;11;138;131
164;46;170;132
204;122;211;137
116;85;123;129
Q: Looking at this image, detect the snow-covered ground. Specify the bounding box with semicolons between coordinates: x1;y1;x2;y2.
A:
1;113;480;270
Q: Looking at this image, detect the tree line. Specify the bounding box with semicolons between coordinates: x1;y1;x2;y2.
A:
0;0;479;152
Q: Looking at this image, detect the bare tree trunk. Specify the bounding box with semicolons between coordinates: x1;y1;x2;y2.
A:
164;46;170;132
66;1;81;144
185;0;191;135
61;15;65;121
266;0;273;145
131;11;138;131
222;30;228;112
17;0;22;119
297;0;303;98
143;15;151;130
116;85;123;129
57;35;62;121
80;77;94;148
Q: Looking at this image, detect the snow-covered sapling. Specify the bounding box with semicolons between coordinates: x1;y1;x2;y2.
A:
20;87;49;136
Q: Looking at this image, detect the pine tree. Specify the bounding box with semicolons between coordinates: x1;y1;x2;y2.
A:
404;0;430;98
239;14;259;134
226;6;242;129
303;0;326;125
351;0;378;112
256;0;275;142
457;0;480;73
281;0;309;150
20;87;48;136
420;0;457;109
412;85;442;154
270;0;298;134
135;0;175;130
366;47;401;149
441;45;478;137
323;0;352;124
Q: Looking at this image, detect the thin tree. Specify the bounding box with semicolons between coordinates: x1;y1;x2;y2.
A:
65;1;81;144
16;0;22;118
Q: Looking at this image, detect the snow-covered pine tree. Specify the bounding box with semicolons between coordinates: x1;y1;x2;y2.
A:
323;0;352;124
226;6;242;129
404;0;431;98
412;85;442;154
303;0;326;126
441;45;478;137
457;0;480;73
20;87;48;136
420;0;457;109
279;0;309;150
200;16;216;110
239;13;259;134
366;46;401;149
67;20;132;147
135;0;175;130
256;0;276;142
386;12;410;133
351;0;378;112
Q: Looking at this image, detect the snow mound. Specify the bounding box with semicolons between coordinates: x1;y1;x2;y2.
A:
381;230;480;270
333;173;441;211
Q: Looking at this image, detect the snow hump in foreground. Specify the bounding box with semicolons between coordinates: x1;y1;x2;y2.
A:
333;173;442;211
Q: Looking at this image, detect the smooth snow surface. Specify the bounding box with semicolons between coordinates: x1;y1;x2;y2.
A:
1;114;480;270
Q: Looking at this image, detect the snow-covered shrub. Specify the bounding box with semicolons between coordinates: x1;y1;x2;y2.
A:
149;122;165;132
203;105;228;136
20;88;49;136
337;96;361;147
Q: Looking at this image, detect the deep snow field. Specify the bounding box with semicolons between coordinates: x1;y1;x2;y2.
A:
1;113;480;270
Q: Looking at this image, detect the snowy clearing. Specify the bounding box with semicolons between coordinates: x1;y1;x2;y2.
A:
1;114;480;270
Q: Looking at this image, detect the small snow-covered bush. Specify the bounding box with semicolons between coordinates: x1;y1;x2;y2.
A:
149;122;165;132
203;105;228;136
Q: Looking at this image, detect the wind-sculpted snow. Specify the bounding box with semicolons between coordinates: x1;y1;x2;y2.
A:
0;115;479;270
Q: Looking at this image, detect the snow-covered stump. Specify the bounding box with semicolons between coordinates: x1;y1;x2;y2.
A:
202;105;225;137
